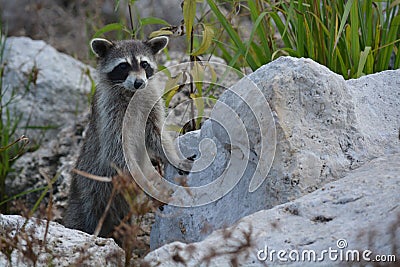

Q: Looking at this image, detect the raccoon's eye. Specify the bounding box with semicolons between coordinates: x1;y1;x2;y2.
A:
140;61;150;69
118;62;130;70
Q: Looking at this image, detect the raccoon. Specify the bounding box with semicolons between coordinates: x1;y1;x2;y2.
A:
64;36;189;239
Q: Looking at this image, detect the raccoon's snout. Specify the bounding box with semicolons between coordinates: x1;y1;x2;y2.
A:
124;74;147;91
134;79;145;89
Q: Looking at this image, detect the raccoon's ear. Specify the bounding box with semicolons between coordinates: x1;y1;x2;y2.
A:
145;36;169;55
90;38;114;58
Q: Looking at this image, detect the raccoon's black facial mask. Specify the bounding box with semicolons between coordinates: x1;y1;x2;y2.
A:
107;59;154;85
140;60;154;78
108;62;132;83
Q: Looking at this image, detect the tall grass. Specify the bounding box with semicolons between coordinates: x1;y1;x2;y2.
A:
208;0;400;79
95;0;399;134
0;28;38;213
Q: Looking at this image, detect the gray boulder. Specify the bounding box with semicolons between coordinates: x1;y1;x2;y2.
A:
2;37;92;213
1;36;92;142
144;153;400;266
5;113;88;218
150;57;400;248
0;214;124;266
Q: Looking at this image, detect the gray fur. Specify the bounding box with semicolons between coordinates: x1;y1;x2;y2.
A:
64;37;184;238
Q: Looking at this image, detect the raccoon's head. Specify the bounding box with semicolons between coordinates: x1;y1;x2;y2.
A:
90;36;168;91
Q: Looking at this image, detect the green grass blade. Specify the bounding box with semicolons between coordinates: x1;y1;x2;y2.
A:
207;0;258;70
283;0;296;45
327;4;338;71
93;23;124;38
140;17;170;26
216;41;233;62
296;0;306;56
270;12;296;53
303;19;314;59
183;0;197;42
244;11;268;60
228;50;244;69
356;46;371;78
365;0;373;47
379;14;400;70
247;1;271;59
333;0;354;50
305;10;332;61
336;48;349;79
214;39;242;69
0;186;47;206
192;24;214;56
394;45;400;69
29;173;59;216
277;47;300;57
250;42;265;65
350;0;360;76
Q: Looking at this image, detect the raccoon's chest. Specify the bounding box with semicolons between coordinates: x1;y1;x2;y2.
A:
96;90;131;169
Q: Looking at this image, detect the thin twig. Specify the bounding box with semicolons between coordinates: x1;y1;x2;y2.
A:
128;3;134;38
93;185;116;237
72;169;112;182
39;168;53;247
0;135;29;156
189;27;196;131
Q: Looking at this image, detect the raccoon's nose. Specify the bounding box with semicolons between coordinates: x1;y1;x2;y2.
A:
134;79;145;89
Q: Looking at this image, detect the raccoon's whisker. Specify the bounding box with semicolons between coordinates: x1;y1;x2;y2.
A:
102;84;124;91
105;82;125;86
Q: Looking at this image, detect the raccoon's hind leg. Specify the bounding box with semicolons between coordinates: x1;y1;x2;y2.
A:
65;174;128;239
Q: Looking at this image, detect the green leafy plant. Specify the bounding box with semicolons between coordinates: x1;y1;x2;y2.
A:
89;0;399;133
0;31;27;213
208;0;400;79
151;0;222;132
0;28;45;213
94;0;220;133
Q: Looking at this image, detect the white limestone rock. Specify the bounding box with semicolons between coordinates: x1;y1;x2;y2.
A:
151;57;400;249
0;214;124;266
346;70;400;155
145;153;400;266
1;36;93;141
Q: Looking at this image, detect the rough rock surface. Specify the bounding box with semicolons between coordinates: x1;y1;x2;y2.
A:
0;214;124;267
150;57;400;248
144;153;400;266
5;112;88;220
2;36;93;142
346;70;400;155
